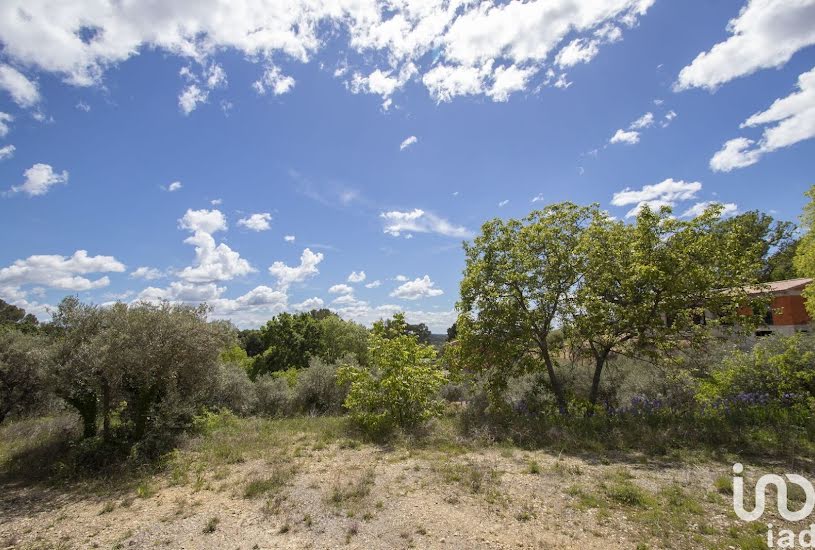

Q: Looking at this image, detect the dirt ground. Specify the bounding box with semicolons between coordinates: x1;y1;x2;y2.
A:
0;435;768;550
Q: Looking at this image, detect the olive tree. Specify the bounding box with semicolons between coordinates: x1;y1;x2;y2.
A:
0;328;48;423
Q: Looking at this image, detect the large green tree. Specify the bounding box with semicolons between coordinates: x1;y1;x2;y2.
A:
795;185;815;317
250;312;324;377
572;205;764;411
457;203;596;414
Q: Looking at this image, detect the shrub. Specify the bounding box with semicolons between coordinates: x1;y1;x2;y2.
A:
294;357;348;415
254;375;293;417
699;333;815;409
338;313;447;437
0;329;49;423
212;362;256;416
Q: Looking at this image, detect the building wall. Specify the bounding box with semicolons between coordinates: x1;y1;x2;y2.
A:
771;294;811;326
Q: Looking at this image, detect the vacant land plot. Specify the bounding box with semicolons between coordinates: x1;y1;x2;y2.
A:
0;414;798;549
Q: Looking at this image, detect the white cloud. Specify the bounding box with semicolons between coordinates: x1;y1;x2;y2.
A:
380;208;471;238
400;135;418;150
8;163;68;196
681;201;738;218
130;266;164;280
293;297;324;311
166;181;182;192
612;178;703;218
178;208;227;234
178;84;207;115
531;193;545;203
139;281;225;303
0;144;15;161
178;231;255;283
329;283;354;295
0;112;12;137
609;128;640;145
710;66;815;172
394;275;408;282
676;0;815;91
555;38;600;67
487;64;535;102
210;198;222;205
237;212;272;232
333;294;366;306
0;250;125;291
176;208;254;283
389;275;443;300
630;112;654;129
253;65;295;95
268;248;323;289
0;64;39;107
284;235;295;242
498;199;509;207
0;0;654;107
365;279;382;288
210;285;287;314
348;271;366;283
76;100;91;112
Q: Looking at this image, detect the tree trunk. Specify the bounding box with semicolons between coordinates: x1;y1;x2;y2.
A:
101;378;111;441
539;342;569;415
587;348;610;416
67;393;98;439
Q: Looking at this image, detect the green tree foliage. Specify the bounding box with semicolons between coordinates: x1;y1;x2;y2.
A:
237;329;265;357
794;185;815;317
446;322;457;342
48;297;230;442
457;203;595;414
0;298;39;332
250;312;323;377
0;329;48;423
457;202;765;415
698;333;815;407
573;205;764;411
381;316;432;344
716;210;796;282
338;313;447;436
316;314;369;365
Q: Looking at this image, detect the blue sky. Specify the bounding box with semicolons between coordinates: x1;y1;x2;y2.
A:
1;0;814;331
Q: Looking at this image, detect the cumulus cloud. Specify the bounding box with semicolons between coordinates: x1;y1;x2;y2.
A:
253;65;295;95
498;199;509;207
0;250;125;291
612;178;702;218
609;128;640;145
389;275;444;300
380;208;471;238
0;145;15;161
0;64;39;107
268;248;324;289
399;135;418;150
284;235;295;242
710;66;815;172
237;212;272;231
676;0;815;91
166;181;182;192
178;84;208;115
8;163;68;196
293;297;324;311
365;280;382;288
177;208;254;283
348;271;366;283
0;112;12;137
329;283;354;295
681;201;738;218
531;193;545;203
130;266;164;280
0;0;654;107
630;112;654;129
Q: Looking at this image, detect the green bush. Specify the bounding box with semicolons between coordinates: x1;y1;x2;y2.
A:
699;333;815;408
294;357;348;414
212;362;256;415
254;375;293;417
337;314;447;437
